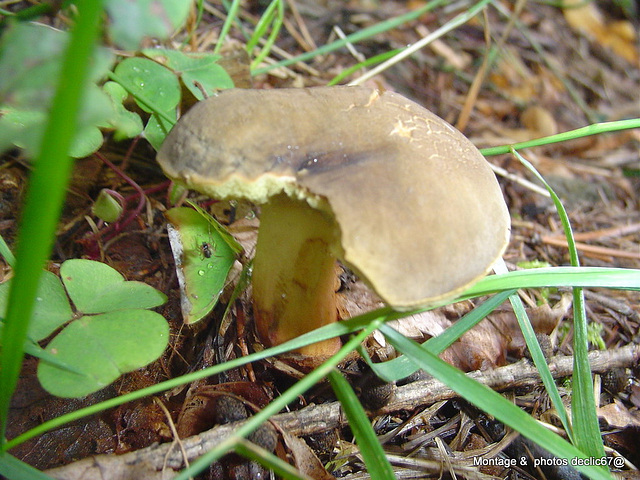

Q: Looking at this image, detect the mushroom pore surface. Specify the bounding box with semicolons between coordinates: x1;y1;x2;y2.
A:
157;86;511;310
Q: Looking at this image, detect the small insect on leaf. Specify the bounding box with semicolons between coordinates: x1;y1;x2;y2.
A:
200;242;213;258
165;207;240;324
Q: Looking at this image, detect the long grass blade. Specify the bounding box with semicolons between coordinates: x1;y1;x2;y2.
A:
248;0;284;70
380;324;612;480
6;265;637;450
234;438;313;480
461;267;640;298
0;0;104;448
516;150;605;458
480;119;640;157
328;370;395;480
494;259;573;442
365;290;514;382
0;235;15;268
214;0;242;55
251;0;448;76
0;452;57;480
351;0;493;86
171;316;388;480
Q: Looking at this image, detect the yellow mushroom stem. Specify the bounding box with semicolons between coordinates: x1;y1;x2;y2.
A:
251;193;342;357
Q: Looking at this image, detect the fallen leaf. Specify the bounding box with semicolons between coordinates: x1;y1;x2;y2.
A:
598;399;640;429
281;430;335;480
521;105;558;138
563;0;639;63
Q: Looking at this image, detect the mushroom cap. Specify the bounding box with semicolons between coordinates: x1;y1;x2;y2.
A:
157;86;510;309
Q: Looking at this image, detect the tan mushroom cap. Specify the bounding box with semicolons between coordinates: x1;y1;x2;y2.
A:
157;86;510;310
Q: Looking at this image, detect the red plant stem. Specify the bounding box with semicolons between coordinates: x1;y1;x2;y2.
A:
102;188;126;209
96;152;146;231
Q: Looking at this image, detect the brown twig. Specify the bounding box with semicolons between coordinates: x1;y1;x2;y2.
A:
541;235;640;261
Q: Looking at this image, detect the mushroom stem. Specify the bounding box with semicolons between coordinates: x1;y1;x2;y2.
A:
251;193;342;357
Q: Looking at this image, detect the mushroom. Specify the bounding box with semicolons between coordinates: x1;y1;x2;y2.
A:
157;86;510;357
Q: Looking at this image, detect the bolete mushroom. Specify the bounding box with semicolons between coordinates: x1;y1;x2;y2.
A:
157;86;510;357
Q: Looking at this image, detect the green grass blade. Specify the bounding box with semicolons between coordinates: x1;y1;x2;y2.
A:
513;295;574;439
4;312;387;450
214;0;243;55
7;263;636;450
494;260;574;442
0;3;52;22
571;286;603;455
251;0;448;76
0;0;103;448
328;370;395;480
0;235;15;268
247;0;285;70
328;48;403;86
351;0;494;86
516;151;605;458
379;324;613;480
461;267;640;297
171;317;387;480
479;119;640;157
0;452;57;480
365;290;515;382
23;341;85;375
234;438;313;480
246;0;278;52
425;291;513;353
